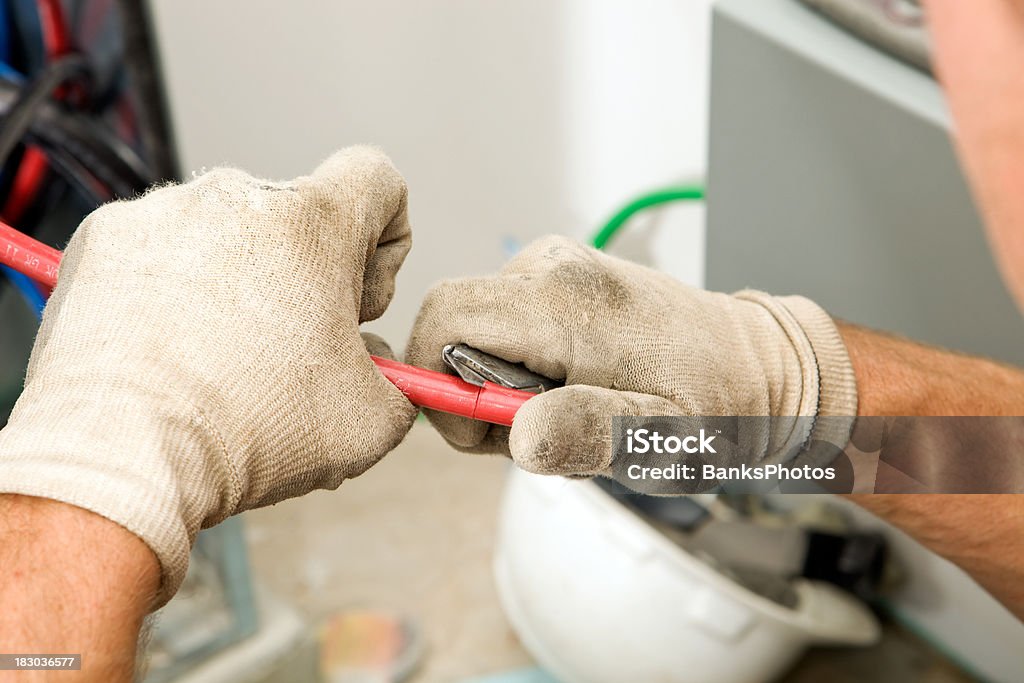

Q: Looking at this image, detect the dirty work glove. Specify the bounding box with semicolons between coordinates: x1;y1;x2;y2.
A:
0;146;417;607
406;235;857;484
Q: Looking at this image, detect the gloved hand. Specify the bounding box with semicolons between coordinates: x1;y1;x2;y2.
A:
406;235;857;484
0;146;417;607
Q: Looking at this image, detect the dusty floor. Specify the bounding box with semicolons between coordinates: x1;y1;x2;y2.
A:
243;422;533;682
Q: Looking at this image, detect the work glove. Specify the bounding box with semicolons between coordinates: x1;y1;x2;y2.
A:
406;235;857;488
0;146;417;607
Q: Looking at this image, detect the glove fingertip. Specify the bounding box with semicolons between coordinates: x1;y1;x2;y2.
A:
360;234;411;323
509;386;616;476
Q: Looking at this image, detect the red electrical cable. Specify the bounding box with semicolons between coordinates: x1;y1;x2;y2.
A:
0;222;535;425
0;220;61;287
3;148;49;223
372;356;532;426
38;0;72;56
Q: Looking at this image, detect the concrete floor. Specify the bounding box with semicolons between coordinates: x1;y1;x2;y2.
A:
243;422;533;682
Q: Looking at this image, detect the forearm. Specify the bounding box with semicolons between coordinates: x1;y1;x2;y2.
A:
837;322;1024;619
0;495;159;682
839;321;1024;416
851;494;1024;620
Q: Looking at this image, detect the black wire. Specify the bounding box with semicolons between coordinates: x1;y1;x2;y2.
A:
36;143;108;207
0;76;154;198
29;104;152;195
115;0;180;181
0;55;91;169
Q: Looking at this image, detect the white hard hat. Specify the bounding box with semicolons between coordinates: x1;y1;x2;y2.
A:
494;469;880;683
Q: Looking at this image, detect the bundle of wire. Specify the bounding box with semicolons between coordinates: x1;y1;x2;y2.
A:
0;0;152;320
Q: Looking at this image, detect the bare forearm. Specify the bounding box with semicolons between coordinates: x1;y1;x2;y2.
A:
839;322;1024;416
850;494;1024;620
838;323;1024;619
0;495;159;682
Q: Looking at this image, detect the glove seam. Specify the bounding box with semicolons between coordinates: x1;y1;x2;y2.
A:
733;291;821;460
775;295;859;453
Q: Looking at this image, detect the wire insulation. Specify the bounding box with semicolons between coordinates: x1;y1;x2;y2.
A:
0;219;60;287
0;222;534;422
0;262;44;317
0;79;149;199
0;53;88;170
37;0;71;57
590;186;705;251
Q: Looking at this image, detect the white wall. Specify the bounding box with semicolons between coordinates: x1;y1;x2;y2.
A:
149;0;714;348
561;0;712;287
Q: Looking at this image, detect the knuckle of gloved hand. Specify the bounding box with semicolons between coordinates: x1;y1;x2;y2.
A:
406;288;448;361
505;234;584;273
416;279;464;322
327;145;392;176
414;277;493;333
365;157;407;200
80;199;129;231
66;200;138;261
506;236;619;299
325;146;403;189
304;168;408;238
193;166;253;190
537;255;630;316
188;167;286;214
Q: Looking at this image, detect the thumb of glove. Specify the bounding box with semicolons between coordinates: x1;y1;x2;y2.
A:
509;385;688;477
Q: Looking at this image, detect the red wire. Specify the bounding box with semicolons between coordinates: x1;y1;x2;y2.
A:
38;0;72;55
3;148;49;223
0;221;534;424
0;220;61;288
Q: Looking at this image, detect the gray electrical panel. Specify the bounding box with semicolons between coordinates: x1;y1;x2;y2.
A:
705;2;1024;680
706;0;1024;366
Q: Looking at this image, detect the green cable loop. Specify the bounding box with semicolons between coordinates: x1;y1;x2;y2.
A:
590;185;705;251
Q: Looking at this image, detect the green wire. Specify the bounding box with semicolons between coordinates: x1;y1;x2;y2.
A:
590;185;705;251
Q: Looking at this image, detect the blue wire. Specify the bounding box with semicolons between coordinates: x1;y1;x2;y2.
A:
8;0;44;75
1;265;45;319
0;18;37;321
0;0;10;64
0;60;23;82
0;4;46;323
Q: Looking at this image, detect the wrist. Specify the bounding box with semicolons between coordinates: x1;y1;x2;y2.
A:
731;291;858;419
837;322;1024;416
775;296;858;418
0;494;158;678
0;377;223;606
